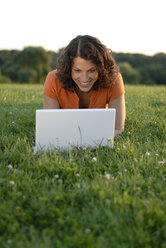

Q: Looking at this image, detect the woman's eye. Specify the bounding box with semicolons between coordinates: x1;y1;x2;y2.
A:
89;69;96;72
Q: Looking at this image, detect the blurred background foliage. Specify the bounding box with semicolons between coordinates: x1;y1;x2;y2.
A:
0;47;165;85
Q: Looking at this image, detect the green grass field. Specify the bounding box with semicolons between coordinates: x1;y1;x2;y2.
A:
0;84;166;248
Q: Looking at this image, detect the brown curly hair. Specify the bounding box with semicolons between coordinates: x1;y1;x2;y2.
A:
56;35;119;91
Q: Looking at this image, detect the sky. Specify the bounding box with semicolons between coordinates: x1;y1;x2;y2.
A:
0;0;166;55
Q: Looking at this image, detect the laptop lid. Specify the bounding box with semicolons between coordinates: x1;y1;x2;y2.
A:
35;109;116;150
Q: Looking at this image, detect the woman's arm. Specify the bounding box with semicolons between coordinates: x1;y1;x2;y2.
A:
43;95;60;109
108;94;126;136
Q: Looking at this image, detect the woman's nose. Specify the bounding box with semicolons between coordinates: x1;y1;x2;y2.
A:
80;72;88;82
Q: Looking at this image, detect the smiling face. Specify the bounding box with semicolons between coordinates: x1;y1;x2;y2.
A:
71;57;98;92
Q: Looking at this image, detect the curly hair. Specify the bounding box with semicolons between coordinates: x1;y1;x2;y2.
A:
56;35;119;91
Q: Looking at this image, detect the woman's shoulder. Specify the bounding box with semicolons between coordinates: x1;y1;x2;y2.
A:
46;70;62;86
44;70;64;100
47;69;58;79
94;72;124;102
44;70;63;93
114;72;123;86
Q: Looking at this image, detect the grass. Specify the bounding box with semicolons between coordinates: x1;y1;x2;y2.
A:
0;83;166;248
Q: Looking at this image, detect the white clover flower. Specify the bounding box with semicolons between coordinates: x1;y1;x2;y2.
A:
104;174;111;180
134;158;138;162
15;206;21;211
7;164;13;170
9;181;15;185
85;228;91;233
7;240;12;244
124;169;128;172
76;173;80;177
92;157;97;162
54;174;59;179
158;161;166;165
145;152;150;156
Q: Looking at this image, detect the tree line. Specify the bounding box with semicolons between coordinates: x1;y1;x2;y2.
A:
0;46;165;85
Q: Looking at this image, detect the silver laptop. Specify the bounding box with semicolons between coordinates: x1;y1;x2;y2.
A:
35;109;116;151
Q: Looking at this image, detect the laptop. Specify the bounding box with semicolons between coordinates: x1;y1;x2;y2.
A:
34;109;116;151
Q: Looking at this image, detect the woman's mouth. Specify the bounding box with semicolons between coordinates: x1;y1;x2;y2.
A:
80;82;91;88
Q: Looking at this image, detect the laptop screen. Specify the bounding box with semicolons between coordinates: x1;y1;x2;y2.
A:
35;109;116;150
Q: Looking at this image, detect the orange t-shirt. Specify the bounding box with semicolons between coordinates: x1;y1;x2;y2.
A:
43;70;125;109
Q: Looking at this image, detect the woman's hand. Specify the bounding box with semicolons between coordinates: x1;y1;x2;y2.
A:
108;94;126;136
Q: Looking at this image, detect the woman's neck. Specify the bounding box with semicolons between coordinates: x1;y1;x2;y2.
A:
75;87;93;108
75;86;92;96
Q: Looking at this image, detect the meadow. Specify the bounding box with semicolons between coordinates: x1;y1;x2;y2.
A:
0;84;166;248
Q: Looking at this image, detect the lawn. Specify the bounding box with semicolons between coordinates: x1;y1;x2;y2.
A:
0;84;166;248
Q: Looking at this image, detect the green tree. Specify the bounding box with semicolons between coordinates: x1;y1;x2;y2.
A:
0;70;11;84
2;47;51;83
1;48;166;85
148;63;166;85
118;62;141;84
0;50;11;67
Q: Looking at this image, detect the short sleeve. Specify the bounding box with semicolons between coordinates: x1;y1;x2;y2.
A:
43;70;59;100
108;73;125;102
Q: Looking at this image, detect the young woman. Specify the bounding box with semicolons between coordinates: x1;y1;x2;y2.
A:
43;35;126;136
